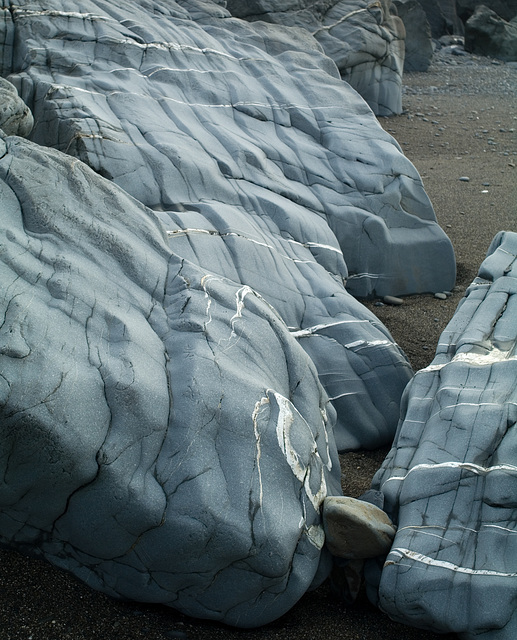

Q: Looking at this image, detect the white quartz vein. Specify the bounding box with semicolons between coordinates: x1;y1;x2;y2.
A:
382;461;517;488
386;548;517;577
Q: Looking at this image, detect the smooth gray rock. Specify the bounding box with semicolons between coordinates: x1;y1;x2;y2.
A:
368;231;517;639
227;0;406;116
465;5;517;61
0;77;33;137
0;133;342;627
393;0;434;71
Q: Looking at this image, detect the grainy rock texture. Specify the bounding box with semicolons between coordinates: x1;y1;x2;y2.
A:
368;231;517;639
227;0;406;115
0;0;460;454
0;76;33;136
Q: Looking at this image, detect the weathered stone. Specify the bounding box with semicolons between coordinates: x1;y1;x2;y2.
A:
465;5;517;62
415;0;463;37
322;496;396;559
227;0;406;116
0;77;33;137
368;230;517;639
393;0;434;71
0;133;342;627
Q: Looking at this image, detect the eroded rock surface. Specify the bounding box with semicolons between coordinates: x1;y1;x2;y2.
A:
0;133;343;627
227;0;406;116
368;231;517;639
3;0;455;301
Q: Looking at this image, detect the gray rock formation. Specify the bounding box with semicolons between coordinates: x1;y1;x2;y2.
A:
1;1;458;449
0;0;457;626
0;132;343;627
415;0;463;37
368;231;517;639
465;5;517;62
226;0;406;116
393;0;434;71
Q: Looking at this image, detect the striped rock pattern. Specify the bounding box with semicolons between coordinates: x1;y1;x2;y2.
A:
369;231;517;639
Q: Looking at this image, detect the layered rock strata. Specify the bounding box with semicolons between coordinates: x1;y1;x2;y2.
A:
227;0;406;115
0;0;458;450
369;231;517;639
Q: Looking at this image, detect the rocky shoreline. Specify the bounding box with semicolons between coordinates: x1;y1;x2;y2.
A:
1;53;515;640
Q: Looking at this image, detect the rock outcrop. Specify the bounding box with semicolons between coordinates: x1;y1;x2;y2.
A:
465;5;517;62
227;0;406;116
368;231;517;639
3;1;455;303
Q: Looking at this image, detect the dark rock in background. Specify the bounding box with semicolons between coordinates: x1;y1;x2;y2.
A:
393;0;434;71
456;0;517;23
368;231;517;638
465;5;517;61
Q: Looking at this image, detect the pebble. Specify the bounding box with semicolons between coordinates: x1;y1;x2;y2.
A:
383;295;403;306
459;176;470;182
434;292;447;300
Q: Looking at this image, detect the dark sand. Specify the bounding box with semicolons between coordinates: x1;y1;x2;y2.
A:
1;53;516;639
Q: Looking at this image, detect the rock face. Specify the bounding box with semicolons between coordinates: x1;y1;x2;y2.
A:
393;0;434;71
456;0;517;23
227;0;406;116
465;5;517;61
0;0;456;626
0;132;343;627
368;231;517;639
3;1;455;302
0;77;33;136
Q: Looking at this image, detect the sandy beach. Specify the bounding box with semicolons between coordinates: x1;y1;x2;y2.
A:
1;51;516;640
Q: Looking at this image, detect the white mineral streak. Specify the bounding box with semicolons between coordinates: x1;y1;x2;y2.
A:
13;9;113;21
166;229;320;266
311;6;372;35
200;274;215;327
386;548;517;577
289;319;371;339
382;460;517;488
272;391;331;510
285;238;343;255
251;395;269;506
231;285;254;330
420;346;516;373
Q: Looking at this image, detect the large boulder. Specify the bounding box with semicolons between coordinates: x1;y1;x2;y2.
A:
2;1;455;300
226;0;406;116
0;131;344;627
465;5;517;61
368;231;517;638
393;0;434;71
